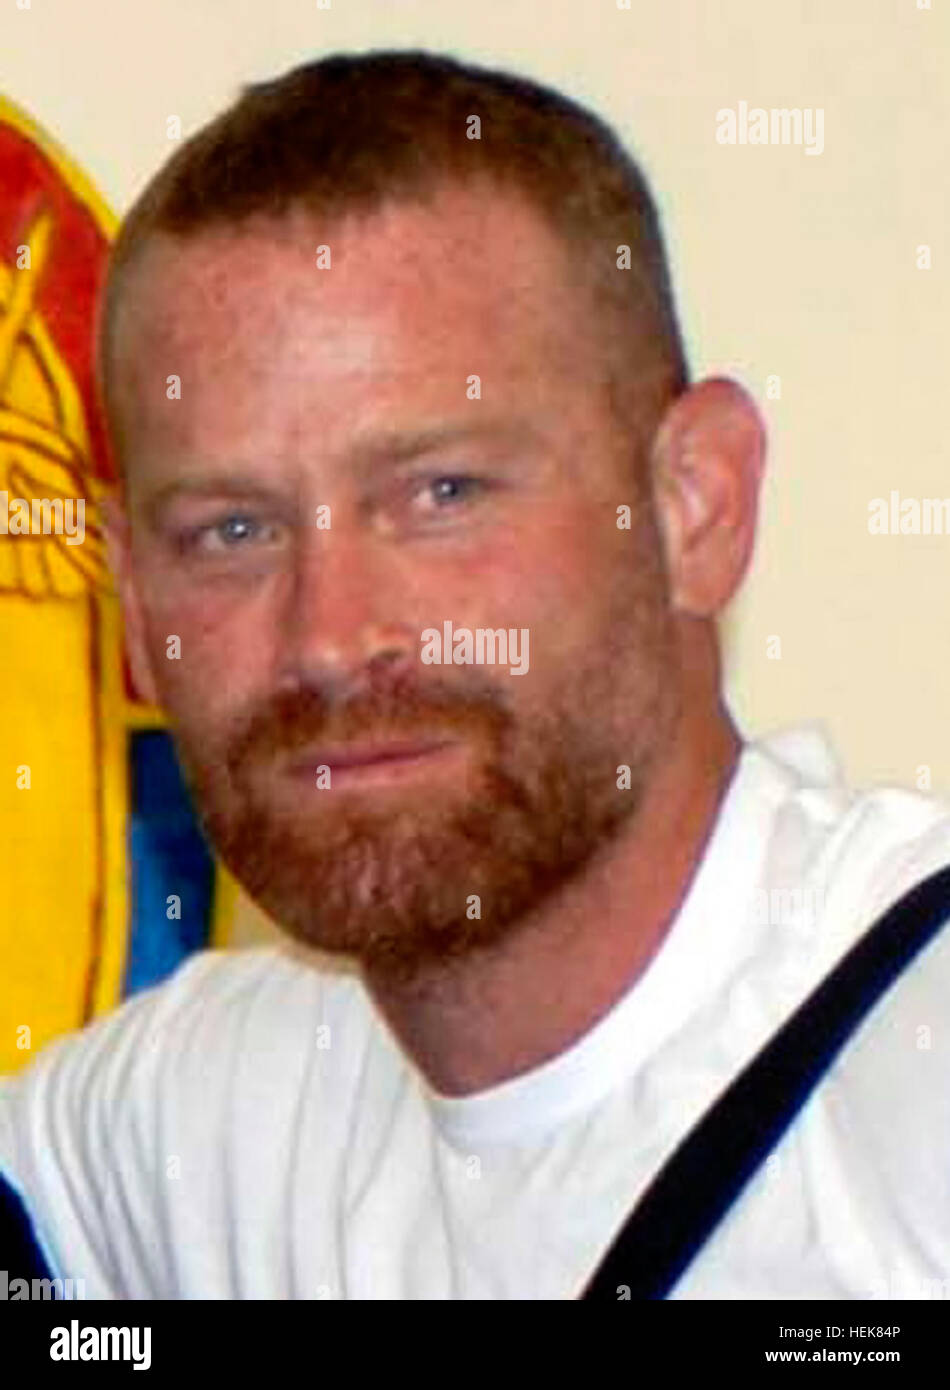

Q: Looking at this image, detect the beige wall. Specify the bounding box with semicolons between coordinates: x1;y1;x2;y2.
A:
5;0;949;795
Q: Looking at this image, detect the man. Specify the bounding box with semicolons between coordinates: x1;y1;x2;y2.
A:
2;49;949;1300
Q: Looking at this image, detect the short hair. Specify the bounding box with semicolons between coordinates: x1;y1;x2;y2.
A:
96;49;689;469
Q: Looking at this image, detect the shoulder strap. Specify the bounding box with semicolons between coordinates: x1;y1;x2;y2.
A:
0;1170;56;1285
581;863;950;1300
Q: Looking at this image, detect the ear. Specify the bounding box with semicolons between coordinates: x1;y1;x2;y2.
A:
649;376;766;616
102;492;161;708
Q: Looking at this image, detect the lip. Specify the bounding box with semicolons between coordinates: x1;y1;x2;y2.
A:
284;736;462;783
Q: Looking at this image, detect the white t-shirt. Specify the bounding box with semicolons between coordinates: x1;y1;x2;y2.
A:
3;723;950;1301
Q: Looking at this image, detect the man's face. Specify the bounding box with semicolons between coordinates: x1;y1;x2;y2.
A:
111;183;682;978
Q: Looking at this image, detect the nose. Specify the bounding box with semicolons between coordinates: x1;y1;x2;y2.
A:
275;526;416;694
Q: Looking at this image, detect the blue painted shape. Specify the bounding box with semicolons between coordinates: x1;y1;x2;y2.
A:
123;729;216;996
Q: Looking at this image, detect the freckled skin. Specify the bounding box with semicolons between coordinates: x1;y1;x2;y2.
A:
107;183;760;1093
115;190;655;732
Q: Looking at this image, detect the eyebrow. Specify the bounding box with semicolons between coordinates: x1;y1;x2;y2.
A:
142;417;541;522
144;479;286;526
347;417;539;466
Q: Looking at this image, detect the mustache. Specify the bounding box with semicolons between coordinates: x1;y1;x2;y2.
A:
224;671;512;772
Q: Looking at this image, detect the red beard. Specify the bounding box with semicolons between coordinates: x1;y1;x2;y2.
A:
177;666;645;980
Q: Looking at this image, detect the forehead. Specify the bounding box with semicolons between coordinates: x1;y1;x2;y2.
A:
114;184;598;365
108;185;617;476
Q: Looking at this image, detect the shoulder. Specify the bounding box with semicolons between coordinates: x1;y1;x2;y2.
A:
0;945;381;1179
719;730;950;1287
730;724;950;1048
749;723;950;926
0;947;388;1294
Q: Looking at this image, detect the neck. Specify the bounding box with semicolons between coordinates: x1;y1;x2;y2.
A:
362;698;742;1097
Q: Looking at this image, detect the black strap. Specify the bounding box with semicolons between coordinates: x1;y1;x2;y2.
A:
0;1170;56;1288
581;863;950;1300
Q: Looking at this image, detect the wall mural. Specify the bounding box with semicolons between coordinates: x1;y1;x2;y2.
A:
0;94;237;1074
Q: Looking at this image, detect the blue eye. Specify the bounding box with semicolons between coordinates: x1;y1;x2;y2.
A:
215;516;258;543
186;514;279;554
423;475;484;507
